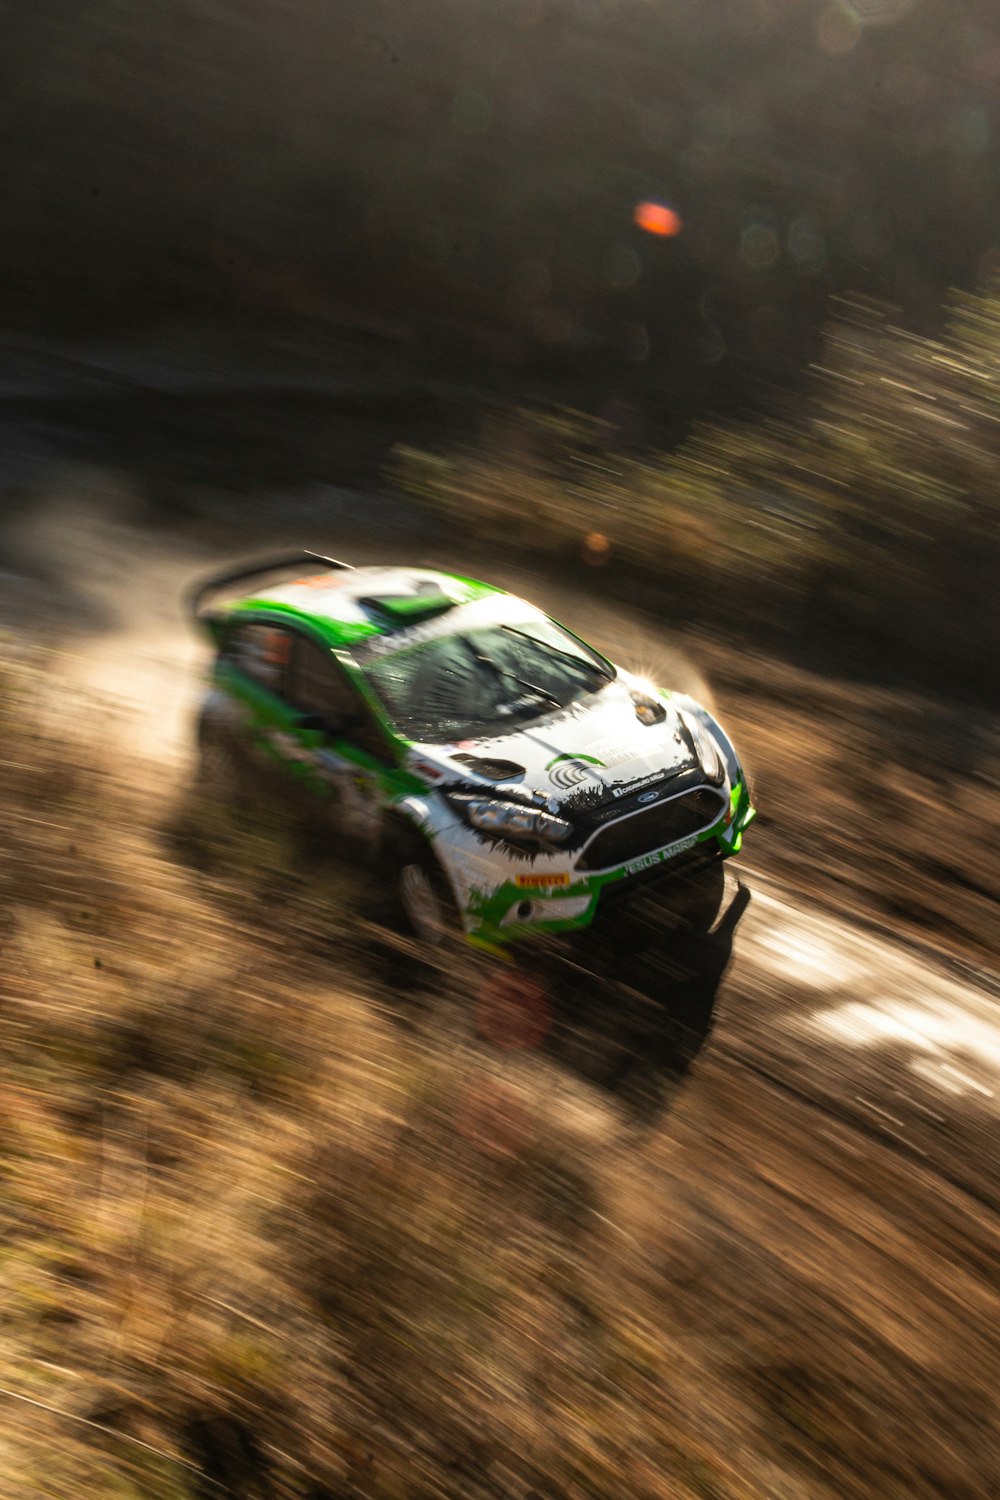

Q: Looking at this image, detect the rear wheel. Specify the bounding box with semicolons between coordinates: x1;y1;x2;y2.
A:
197;734;239;796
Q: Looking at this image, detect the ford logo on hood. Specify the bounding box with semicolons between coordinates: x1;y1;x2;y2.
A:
637;789;661;804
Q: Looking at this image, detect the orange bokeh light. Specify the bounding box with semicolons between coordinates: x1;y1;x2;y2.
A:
634;201;682;237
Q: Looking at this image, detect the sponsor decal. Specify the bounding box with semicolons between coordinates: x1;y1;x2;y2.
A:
611;770;664;799
587;736;642;769
546;752;605;790
410;759;444;781
623;834;698;877
515;871;572;889
293;573;347;589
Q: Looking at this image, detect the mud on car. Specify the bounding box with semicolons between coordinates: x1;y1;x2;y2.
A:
188;553;756;950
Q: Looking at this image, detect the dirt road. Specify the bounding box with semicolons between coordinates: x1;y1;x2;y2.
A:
7;487;999;1177
2;484;999;1497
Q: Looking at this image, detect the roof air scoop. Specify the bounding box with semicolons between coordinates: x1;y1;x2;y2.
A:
358;592;456;628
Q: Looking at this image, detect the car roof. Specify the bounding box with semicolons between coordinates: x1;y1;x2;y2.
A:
230;565;506;650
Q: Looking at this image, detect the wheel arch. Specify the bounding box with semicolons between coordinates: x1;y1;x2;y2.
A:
381;803;468;925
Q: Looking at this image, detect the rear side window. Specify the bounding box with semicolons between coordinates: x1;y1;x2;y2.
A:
286;636;358;724
224;622;292;692
222;621;395;763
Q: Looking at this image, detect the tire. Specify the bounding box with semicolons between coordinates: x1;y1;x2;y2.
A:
390;834;461;946
196;733;240;797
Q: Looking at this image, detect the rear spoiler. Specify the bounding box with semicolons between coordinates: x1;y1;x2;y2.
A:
186;550;353;625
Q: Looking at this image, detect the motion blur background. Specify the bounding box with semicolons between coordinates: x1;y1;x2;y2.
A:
3;0;1000;689
2;5;1000;1500
6;0;1000;382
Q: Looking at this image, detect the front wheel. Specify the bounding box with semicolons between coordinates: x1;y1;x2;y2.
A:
391;839;462;946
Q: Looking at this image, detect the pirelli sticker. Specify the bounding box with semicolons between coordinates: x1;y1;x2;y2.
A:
515;872;571;889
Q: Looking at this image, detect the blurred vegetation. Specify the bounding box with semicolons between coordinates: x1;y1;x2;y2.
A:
393;286;998;692
3;654;999;1498
0;655;761;1500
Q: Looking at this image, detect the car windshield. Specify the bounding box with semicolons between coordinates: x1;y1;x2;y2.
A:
360;618;613;743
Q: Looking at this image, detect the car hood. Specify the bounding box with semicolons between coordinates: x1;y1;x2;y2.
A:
407;674;704;810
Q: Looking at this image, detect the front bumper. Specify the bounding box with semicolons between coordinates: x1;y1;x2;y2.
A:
458;777;756;948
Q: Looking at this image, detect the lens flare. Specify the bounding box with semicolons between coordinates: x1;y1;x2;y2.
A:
634;201;682;237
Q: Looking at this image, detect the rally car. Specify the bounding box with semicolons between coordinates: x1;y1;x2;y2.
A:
188;552;755;949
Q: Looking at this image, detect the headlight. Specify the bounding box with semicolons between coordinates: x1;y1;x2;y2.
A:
447;791;573;845
680;712;726;786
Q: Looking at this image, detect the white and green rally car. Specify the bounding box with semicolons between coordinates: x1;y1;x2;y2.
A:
189;553;755;949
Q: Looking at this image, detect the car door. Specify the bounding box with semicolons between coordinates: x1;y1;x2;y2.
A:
216;618;301;789
280;629;391;848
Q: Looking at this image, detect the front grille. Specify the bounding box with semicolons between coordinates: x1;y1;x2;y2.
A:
575;787;725;871
595;840;721;909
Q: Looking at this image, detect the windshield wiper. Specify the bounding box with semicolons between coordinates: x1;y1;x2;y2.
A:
499;624;615;683
463;640;563;710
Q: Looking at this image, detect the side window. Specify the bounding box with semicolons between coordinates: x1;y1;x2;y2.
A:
224;622;292;692
286;636;357;725
286;635;393;763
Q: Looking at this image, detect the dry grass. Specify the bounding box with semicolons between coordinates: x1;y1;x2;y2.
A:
2;652;999;1500
692;637;1000;967
392;289;1000;696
